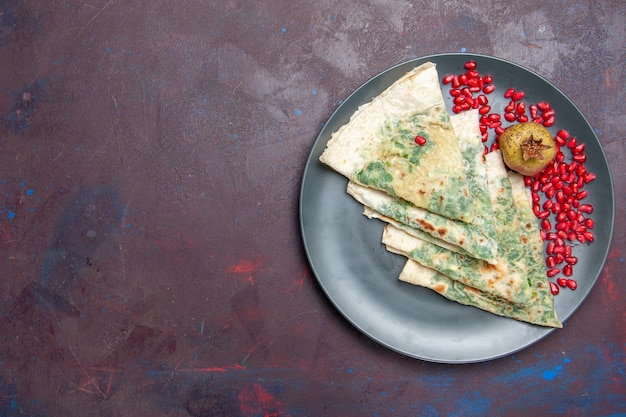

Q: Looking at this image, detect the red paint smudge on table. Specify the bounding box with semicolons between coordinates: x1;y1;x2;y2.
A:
284;269;311;294
238;382;287;417
227;258;263;274
177;364;246;373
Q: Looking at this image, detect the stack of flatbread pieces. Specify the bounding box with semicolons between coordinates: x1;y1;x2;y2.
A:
320;62;561;328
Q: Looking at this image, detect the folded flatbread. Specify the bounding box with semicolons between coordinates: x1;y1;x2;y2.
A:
396;170;561;328
320;62;488;224
345;109;499;264
383;151;535;305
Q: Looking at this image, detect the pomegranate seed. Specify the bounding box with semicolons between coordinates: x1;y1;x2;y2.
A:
557;277;568;287
565;256;578;265
488;113;501;122
468;77;481;88
451;77;460;88
573;143;586;154
583;172;596;183
504;88;515;98
542;109;555;119
516;102;526;115
543;199;553;210
490;142;499;152
567;209;577;220
479;105;491;115
415;135;427;146
576;190;588;200
512;91;525;101
564;244;572;257
573;154;587;163
483;84;496;94
465;61;477;70
483;75;493;84
458;74;468;85
567;137;578;149
529;104;539;119
541;219;551;230
550;282;560;295
563;264;573;276
547;268;560;278
504;100;515;113
524;176;533;186
477;94;488;105
543;116;555;127
449;88;461;97
546;241;555;254
517;115;529;123
584;218;594;228
443;74;455;84
555;221;568;231
531;181;541;192
537;101;551;111
537;210;550;219
466;69;479;78
566;279;577;290
546;256;557;268
504;112;516;122
556;129;570;140
562;185;573;196
579;204;593;213
494;125;505;136
583;231;595;242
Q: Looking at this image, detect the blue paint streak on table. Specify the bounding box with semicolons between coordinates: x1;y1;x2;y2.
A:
0;1;624;416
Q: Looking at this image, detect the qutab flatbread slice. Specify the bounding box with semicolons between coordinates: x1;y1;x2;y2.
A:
348;182;497;264
362;205;473;257
320;62;484;223
345;109;499;264
383;151;535;305
395;170;561;328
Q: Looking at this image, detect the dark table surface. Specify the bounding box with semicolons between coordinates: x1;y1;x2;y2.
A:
1;1;624;416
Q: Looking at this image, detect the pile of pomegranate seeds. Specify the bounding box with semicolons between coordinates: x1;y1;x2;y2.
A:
442;60;597;296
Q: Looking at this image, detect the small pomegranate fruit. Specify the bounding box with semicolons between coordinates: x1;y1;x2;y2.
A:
499;122;557;176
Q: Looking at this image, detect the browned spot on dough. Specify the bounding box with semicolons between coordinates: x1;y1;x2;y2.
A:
433;283;447;294
437;228;447;237
520;235;529;244
459;238;465;245
417;219;435;232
